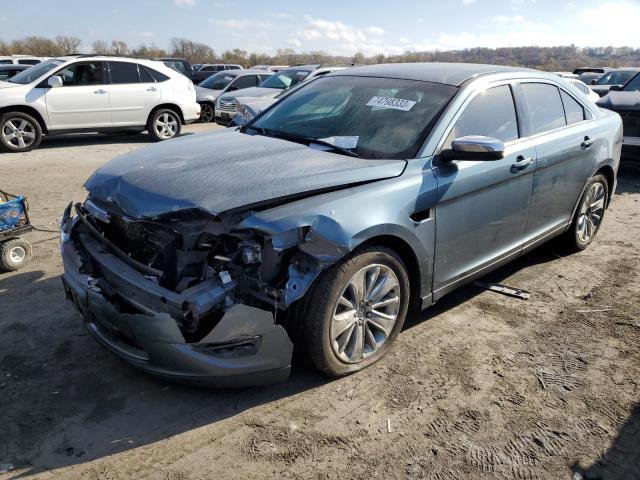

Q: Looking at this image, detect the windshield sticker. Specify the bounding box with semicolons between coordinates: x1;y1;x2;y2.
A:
366;96;417;111
318;136;359;149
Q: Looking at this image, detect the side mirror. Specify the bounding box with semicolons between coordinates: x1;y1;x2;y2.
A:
47;75;63;88
590;79;597;85
609;85;623;92
440;135;505;162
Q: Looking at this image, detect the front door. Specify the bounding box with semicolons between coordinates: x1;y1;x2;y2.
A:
44;61;111;130
432;84;536;299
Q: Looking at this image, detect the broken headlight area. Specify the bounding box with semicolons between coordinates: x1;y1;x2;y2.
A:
69;198;335;343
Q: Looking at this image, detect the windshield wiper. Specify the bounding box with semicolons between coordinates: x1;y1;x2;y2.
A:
267;130;360;158
240;124;267;136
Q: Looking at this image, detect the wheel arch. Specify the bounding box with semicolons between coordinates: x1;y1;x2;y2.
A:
0;105;48;133
595;164;615;207
147;103;186;126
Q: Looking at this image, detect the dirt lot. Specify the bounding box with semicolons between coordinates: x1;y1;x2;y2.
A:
1;126;639;480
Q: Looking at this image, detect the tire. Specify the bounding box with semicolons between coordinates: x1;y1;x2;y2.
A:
0;112;43;153
561;174;609;252
147;109;182;142
297;246;410;377
0;238;33;271
198;102;214;123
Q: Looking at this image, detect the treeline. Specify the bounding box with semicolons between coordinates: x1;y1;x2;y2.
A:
2;35;640;71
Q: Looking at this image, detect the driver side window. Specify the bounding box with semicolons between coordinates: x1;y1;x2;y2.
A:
444;85;519;148
57;62;106;86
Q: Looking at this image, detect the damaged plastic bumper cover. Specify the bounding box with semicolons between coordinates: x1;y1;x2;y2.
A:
60;221;293;388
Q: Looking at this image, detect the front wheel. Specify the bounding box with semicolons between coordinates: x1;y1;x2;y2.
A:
562;174;609;252
299;246;410;377
0;112;43;153
147;109;182;142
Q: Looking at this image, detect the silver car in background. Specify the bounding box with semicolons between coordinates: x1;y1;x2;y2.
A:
195;69;273;122
215;64;344;125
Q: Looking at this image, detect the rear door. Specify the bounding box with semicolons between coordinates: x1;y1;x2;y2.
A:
44;61;111;129
432;84;536;299
518;82;596;244
107;61;160;127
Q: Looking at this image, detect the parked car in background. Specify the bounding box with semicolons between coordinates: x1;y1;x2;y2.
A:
598;71;640;147
0;55;47;65
232;66;349;126
155;57;195;80
553;71;578;79
196;69;272;122
589;68;640;97
60;63;622;386
578;71;605;85
215;65;345;125
567;78;600;103
250;65;289;72
0;56;200;152
0;64;30;82
573;67;610;76
193;64;243;83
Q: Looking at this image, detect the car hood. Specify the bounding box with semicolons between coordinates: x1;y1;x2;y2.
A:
238;96;277;113
84;129;407;219
0;80;22;89
195;86;223;102
597;91;640;110
220;86;281;100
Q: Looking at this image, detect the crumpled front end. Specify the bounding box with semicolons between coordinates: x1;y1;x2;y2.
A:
59;201;297;387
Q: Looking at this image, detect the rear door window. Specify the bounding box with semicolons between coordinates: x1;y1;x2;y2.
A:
232;75;257;90
445;85;519;146
109;62;141;84
560;90;585;125
521;83;567;134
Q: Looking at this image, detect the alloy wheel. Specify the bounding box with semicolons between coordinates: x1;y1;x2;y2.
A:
577;182;606;243
154;112;179;139
2;118;37;150
330;264;401;364
200;103;214;123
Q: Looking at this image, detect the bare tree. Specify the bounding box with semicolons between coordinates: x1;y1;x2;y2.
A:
92;40;110;54
131;44;167;59
375;53;385;64
168;37;215;63
352;51;365;64
56;35;81;54
111;40;129;56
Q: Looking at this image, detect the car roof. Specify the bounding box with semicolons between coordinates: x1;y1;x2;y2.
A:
0;64;29;69
331;62;538;86
284;64;321;72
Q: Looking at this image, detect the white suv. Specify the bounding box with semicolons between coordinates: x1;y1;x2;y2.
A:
0;55;200;152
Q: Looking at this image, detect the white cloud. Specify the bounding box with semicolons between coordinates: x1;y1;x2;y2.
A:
365;26;385;36
272;12;294;19
209;18;274;29
174;0;195;6
492;14;525;23
288;38;302;48
463;0;475;4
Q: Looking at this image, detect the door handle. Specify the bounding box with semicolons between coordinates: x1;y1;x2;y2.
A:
581;136;595;149
147;87;158;92
94;89;107;94
511;156;534;173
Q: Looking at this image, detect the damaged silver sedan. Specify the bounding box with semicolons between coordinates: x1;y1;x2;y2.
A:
61;63;622;386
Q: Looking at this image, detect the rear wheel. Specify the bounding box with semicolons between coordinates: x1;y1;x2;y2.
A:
562;174;608;252
0;112;43;152
147;109;181;142
198;103;214;123
0;238;32;271
298;246;410;377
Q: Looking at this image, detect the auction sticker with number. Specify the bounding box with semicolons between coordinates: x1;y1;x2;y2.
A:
366;96;417;111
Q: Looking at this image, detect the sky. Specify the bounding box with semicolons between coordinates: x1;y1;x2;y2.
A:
1;0;639;56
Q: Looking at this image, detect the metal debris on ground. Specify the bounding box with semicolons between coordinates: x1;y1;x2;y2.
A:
0;464;15;474
472;281;530;300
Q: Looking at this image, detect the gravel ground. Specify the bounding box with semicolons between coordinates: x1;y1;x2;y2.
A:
1;126;639;480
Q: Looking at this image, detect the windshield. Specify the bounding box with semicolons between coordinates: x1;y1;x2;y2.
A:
595;70;637;85
250;76;457;160
623;73;640;92
9;59;63;84
259;69;310;89
199;71;237;90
